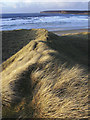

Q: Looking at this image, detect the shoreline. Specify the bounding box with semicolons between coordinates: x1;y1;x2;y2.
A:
1;28;89;32
51;29;89;36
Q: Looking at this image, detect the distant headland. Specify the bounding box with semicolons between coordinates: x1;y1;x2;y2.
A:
40;10;89;15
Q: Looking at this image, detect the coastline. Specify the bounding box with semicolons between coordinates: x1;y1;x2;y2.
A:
52;29;88;36
1;28;88;33
40;10;89;15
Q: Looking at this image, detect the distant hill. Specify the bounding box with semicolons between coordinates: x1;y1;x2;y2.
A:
40;10;89;14
2;29;89;119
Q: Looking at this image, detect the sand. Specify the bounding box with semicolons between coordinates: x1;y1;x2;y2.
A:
52;29;88;36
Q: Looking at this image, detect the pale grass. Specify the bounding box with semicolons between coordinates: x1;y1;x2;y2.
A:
31;64;88;118
2;29;88;119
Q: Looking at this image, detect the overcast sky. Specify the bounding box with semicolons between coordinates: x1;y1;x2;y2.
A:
0;0;89;13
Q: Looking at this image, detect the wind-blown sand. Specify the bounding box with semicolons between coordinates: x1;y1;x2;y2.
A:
1;29;89;119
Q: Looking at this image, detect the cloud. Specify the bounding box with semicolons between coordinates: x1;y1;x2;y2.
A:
1;0;89;13
13;5;17;8
0;0;32;4
1;0;89;3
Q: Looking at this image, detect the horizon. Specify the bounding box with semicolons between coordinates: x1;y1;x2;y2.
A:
1;9;89;14
0;1;89;14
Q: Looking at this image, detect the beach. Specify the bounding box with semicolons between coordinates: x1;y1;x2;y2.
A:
52;29;88;36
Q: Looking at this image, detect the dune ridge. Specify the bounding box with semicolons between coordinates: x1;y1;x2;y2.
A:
1;29;88;119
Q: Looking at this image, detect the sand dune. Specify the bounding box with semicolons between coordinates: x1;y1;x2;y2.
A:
1;29;89;119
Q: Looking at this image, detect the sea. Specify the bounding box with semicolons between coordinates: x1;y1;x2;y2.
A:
0;13;88;31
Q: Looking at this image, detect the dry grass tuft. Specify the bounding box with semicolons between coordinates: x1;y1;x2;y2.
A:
1;29;89;119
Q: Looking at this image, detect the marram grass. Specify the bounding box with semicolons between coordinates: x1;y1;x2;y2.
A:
1;29;89;119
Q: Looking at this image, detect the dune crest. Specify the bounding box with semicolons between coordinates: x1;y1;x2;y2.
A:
1;29;88;119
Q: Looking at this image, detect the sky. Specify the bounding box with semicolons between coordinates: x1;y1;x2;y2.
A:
0;0;89;13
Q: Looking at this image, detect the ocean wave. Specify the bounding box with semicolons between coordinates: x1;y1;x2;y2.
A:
1;13;88;31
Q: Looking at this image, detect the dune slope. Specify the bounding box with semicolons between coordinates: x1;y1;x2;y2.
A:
1;29;88;119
